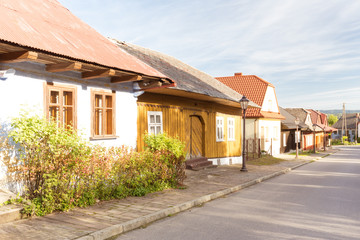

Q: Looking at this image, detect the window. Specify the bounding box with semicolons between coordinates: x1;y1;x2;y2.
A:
274;126;279;140
148;111;162;135
216;116;224;142
283;133;287;147
228;118;235;141
265;126;269;141
45;83;76;128
91;90;116;138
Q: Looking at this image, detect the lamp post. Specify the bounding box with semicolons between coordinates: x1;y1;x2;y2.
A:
295;118;300;159
313;124;317;153
240;95;249;172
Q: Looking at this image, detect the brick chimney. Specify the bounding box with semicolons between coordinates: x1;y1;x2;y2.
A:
234;72;242;76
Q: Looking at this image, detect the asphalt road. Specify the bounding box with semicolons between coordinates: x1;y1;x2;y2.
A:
116;146;360;240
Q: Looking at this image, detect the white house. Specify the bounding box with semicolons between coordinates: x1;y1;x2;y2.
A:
216;73;285;156
0;0;174;191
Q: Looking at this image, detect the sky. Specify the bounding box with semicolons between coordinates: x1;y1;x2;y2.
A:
58;0;360;110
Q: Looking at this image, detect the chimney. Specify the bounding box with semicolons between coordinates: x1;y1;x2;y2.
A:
234;72;242;76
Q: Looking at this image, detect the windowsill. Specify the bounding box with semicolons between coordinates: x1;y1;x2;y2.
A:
228;139;236;142
90;135;118;140
216;139;225;142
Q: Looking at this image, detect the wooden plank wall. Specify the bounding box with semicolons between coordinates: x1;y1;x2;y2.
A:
137;93;242;159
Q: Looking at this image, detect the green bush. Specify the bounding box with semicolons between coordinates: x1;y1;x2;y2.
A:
0;113;187;216
144;132;186;186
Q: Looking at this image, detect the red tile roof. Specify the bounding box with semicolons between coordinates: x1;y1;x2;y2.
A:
0;0;167;78
216;73;283;119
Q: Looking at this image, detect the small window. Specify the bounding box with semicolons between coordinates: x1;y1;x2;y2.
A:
148;111;163;135
216;116;224;142
283;133;287;147
274;126;279;140
91;90;116;138
228;118;235;141
45;83;76;128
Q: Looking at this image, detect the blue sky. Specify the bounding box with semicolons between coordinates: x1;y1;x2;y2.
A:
58;0;360;110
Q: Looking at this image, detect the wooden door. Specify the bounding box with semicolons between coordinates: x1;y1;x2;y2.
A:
189;115;204;158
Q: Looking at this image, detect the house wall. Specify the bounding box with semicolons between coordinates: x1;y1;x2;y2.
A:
302;132;324;150
0;62;138;190
137;93;243;165
262;86;279;112
258;119;281;155
280;129;299;153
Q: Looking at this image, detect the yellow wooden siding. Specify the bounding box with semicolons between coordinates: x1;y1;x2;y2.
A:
137;93;242;159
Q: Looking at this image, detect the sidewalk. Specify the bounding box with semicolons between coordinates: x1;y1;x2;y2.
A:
0;149;338;240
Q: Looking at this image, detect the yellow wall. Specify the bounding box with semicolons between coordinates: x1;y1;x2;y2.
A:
137;93;242;159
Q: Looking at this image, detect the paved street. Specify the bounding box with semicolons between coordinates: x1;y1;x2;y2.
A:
117;146;360;240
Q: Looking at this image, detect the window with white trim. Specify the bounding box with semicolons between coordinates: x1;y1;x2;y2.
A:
148;111;163;135
283;133;287;147
274;126;279;140
216;116;224;142
227;118;235;141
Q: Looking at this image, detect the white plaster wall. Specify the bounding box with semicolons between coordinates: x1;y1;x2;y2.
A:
0;71;44;121
258;119;281;155
0;63;138;191
261;86;279;112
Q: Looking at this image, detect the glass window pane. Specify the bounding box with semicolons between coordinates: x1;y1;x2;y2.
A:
156;126;161;134
49;106;59;122
95;95;102;108
106;109;113;135
63;91;73;106
95;109;102;135
156;115;161;123
50;91;59;104
150;126;155;134
105;96;112;108
149;115;155;123
63;107;73;127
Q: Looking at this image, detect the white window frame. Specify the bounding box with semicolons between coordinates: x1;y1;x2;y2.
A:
147;111;163;135
274;126;279;141
227;118;235;141
283;133;287;147
216;116;224;142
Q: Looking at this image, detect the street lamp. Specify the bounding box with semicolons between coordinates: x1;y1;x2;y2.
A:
240;95;249;172
295;117;300;159
313;124;317;153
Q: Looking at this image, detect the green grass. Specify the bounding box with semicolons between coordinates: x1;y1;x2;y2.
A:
289;151;312;156
247;155;285;166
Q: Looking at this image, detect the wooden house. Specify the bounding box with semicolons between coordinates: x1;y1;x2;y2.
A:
216;73;285;156
115;42;259;166
331;113;359;142
307;109;337;148
279;107;308;153
0;0;174;190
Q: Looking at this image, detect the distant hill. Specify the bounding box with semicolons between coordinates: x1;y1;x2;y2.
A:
320;110;360;115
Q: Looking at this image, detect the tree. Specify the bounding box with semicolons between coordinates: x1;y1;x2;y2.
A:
328;114;338;126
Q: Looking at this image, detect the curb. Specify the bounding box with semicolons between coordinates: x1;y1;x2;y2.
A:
75;161;311;240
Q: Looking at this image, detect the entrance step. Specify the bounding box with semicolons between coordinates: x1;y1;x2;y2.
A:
185;157;217;171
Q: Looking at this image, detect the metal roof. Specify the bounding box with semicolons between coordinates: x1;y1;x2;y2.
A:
0;0;167;78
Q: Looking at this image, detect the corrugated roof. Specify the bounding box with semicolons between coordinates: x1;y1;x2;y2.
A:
0;0;167;78
115;41;259;108
216;73;283;119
